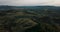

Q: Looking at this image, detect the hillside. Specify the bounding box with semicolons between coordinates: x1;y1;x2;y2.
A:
0;9;60;32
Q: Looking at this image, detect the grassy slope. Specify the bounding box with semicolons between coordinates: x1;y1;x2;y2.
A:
0;10;60;32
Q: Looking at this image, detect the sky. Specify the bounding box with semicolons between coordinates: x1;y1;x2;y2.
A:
0;0;60;6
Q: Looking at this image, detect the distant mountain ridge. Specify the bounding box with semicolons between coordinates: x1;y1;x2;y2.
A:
0;5;60;11
0;5;16;10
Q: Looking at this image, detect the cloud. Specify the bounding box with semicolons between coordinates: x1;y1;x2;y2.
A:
0;0;60;6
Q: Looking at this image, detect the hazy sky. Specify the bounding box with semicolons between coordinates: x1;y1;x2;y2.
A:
0;0;60;6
